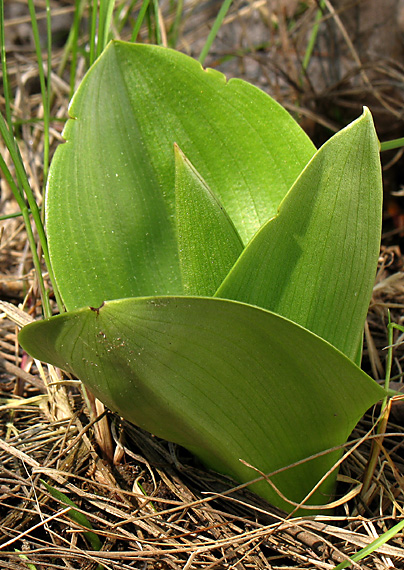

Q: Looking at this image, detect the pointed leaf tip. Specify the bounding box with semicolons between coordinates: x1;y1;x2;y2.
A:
175;146;243;296
217;110;382;362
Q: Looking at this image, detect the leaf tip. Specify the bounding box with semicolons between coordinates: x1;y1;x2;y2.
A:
361;106;374;126
173;142;183;158
359;106;376;129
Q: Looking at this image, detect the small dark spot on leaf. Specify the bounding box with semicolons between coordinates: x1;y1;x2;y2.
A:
89;302;105;315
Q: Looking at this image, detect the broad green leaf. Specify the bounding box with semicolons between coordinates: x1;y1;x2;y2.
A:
175;145;243;296
47;40;315;311
19;297;385;512
216;108;382;362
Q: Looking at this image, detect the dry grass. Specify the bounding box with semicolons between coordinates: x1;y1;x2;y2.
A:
2;1;404;568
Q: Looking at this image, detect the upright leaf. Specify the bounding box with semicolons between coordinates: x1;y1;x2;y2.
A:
46;41;315;311
216;109;382;362
19;297;385;512
175;145;243;296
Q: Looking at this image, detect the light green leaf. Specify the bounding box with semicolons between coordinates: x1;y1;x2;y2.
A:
174;145;243;296
19;297;385;513
46;40;315;311
216;108;382;362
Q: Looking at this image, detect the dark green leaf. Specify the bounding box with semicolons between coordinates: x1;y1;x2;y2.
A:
20;298;385;512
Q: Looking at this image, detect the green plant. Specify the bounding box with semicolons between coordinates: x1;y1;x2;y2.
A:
41;480;102;552
333;516;404;569
41;480;104;570
18;41;386;513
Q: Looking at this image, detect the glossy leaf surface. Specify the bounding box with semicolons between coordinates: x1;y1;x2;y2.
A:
46;41;315;311
19;296;385;512
175;146;243;296
216;109;382;362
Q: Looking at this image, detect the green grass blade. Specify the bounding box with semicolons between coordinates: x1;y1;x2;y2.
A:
0;152;49;314
89;0;98;66
302;0;325;73
380;137;404;151
69;0;82;97
88;0;116;63
27;0;50;183
0;0;12;131
97;0;116;58
0;107;63;313
0;110;54;316
168;0;184;48
334;518;404;569
41;480;102;551
152;0;161;45
14;551;38;570
55;0;85;96
0;210;38;221
199;0;234;65
44;0;52;186
130;0;151;42
114;0;138;35
0;117;24;200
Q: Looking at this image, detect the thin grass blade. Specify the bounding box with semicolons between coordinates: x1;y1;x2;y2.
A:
199;0;234;65
0;0;12;130
41;480;102;551
131;0;151;42
334;518;404;569
97;0;116;58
